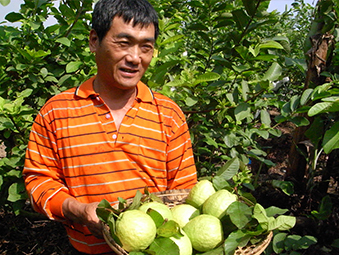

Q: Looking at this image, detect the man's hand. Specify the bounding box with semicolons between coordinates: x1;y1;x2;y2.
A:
62;198;103;238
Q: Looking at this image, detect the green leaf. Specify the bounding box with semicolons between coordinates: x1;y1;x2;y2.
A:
96;199;115;223
156;220;181;238
3;156;21;168
148;237;180;255
265;206;289;217
272;232;288;254
260;110;271;127
269;128;282;137
253;203;269;230
165;79;185;87
226;201;252;229
322;121;339;154
242;0;256;16
272;36;290;52
5;12;24;22
148;209;165;228
0;0;10;6
159;35;184;46
58;74;72;86
212;176;232;190
300;88;313;105
284;235;317;250
192;72;220;86
311;195;333;220
66;61;82;73
235;103;251;122
204;134;219;148
297;236;317;249
223;230;248;255
311;83;332;100
40;68;48;78
305;116;323;147
108;213;121;246
232;64;250;73
56;37;71;47
18;89;33;99
281;101;291;116
272;215;296;231
185;97;198;107
241;80;249;101
253;129;269;139
272;180;294;196
59;4;75;17
31;49;51;58
216;157;240;180
290;116;310;127
263;62;282;82
8;182;27;202
232;9;250;30
308;102;333;116
290;95;300;112
199;245;224;255
127;190;143;210
259;40;284;50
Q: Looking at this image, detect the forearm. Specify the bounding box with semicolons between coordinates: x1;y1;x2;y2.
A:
24;170;72;220
62;198;86;223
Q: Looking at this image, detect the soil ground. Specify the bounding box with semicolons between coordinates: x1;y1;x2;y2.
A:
1;122;339;254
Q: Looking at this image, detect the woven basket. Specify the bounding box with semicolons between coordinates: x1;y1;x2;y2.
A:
102;189;272;255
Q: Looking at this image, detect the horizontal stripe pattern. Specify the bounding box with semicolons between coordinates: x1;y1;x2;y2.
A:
23;77;197;254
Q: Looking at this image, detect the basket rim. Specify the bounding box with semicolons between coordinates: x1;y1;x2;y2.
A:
102;222;272;255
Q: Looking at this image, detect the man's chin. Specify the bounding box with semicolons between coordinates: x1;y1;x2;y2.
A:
116;81;139;90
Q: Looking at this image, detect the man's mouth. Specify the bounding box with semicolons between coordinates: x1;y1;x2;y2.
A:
120;68;137;73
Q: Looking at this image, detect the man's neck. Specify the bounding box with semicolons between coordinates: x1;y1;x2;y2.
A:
93;78;137;111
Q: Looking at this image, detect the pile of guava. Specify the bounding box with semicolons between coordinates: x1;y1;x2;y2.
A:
97;179;296;255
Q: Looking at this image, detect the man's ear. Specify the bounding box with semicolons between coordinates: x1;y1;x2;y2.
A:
89;29;99;53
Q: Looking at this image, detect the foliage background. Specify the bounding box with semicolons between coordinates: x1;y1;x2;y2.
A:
1;0;339;254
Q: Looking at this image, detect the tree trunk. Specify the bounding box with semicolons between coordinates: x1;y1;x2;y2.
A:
286;0;334;185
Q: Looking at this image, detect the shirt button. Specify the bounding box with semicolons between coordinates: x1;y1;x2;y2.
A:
106;113;110;119
112;134;117;139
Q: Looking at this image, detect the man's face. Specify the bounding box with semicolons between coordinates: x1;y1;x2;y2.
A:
90;16;155;90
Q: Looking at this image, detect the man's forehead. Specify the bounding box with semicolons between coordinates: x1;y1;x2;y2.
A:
110;16;155;39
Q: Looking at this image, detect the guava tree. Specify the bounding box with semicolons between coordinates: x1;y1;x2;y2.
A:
2;0;339;253
0;0;310;210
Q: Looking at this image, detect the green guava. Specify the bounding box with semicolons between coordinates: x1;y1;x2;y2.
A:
170;230;193;255
171;204;200;228
139;201;173;221
183;214;224;252
202;189;237;219
115;210;157;252
185;180;216;209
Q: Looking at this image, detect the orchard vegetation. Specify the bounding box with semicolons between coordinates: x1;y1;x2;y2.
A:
1;0;339;254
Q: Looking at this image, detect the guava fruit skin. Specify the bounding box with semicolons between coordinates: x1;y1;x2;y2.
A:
115;210;157;252
185;180;216;209
183;214;224;252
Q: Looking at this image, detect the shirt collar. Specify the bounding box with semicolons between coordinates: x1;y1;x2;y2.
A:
75;76;154;103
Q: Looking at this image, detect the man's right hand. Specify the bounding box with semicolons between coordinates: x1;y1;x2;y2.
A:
62;198;103;238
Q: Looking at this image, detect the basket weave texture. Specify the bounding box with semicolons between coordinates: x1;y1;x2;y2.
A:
102;189;272;255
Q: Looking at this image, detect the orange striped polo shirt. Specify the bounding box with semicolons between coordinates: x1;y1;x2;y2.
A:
23;76;197;254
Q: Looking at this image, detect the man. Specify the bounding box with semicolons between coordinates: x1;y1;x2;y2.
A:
23;0;197;254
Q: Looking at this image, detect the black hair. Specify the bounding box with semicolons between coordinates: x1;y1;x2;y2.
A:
92;0;159;42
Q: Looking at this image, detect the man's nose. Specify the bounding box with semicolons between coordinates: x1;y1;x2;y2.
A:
126;46;141;65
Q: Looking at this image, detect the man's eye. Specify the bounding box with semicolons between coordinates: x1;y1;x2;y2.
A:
141;44;153;52
118;41;129;47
